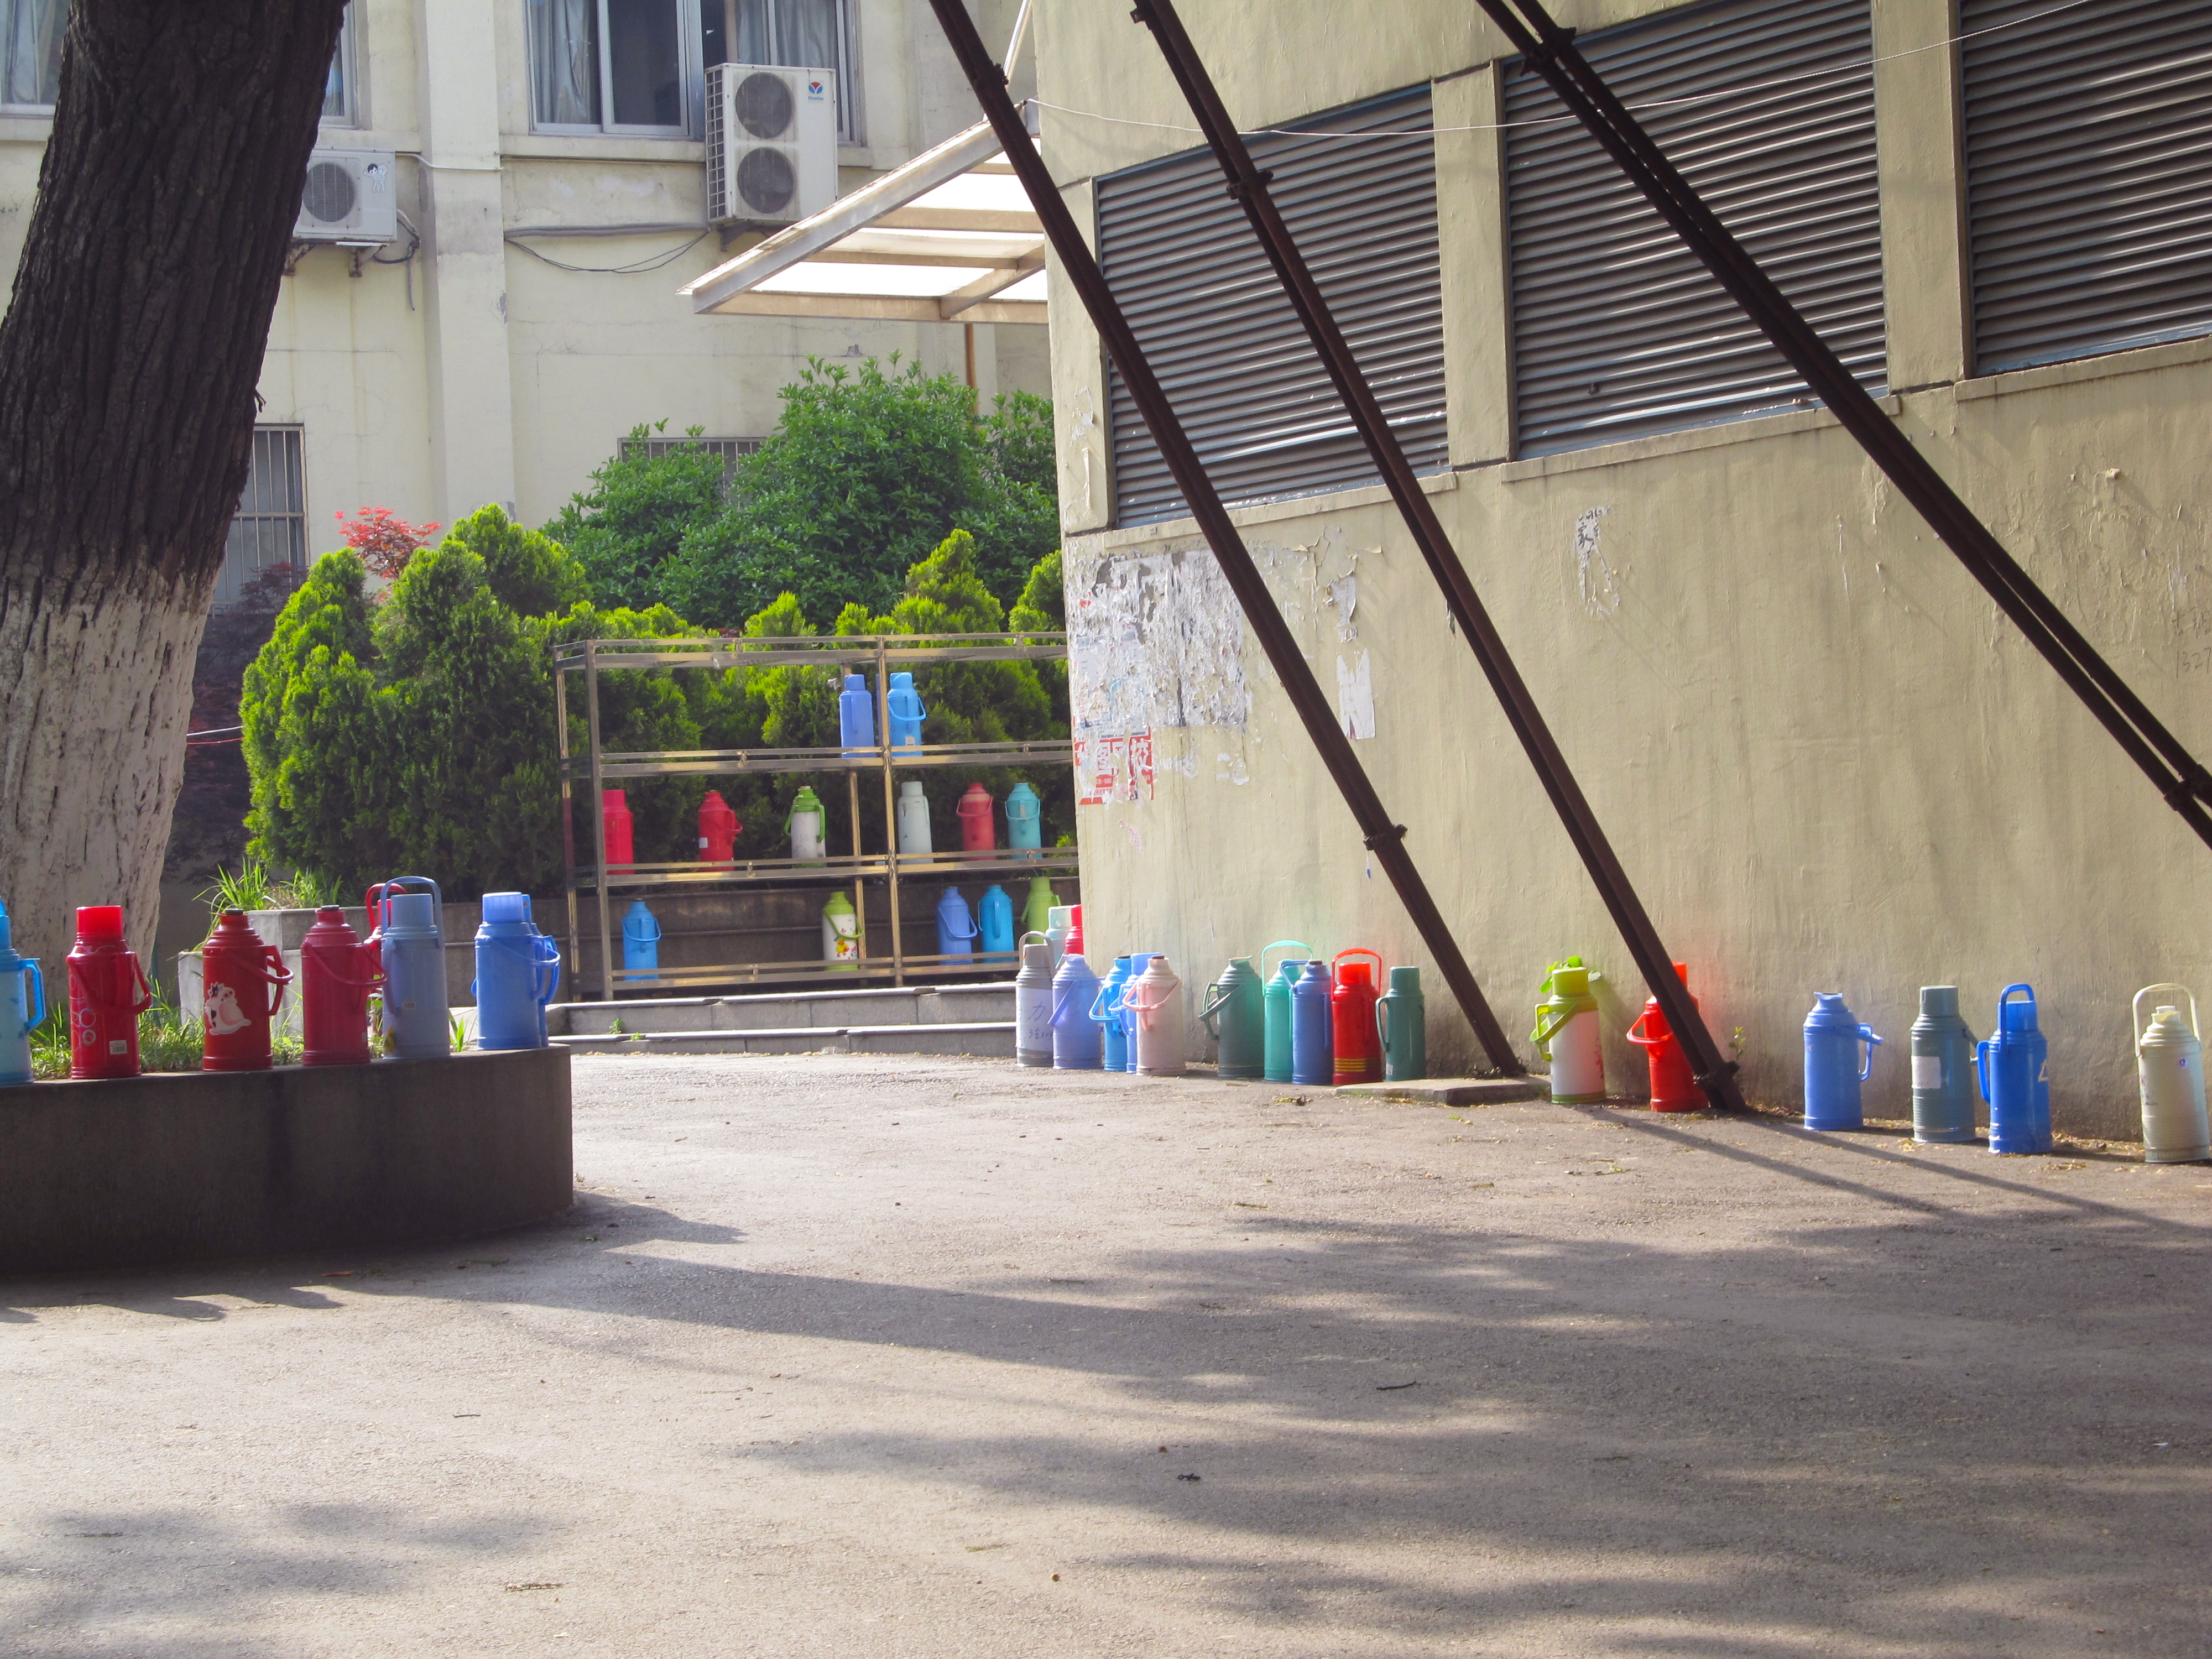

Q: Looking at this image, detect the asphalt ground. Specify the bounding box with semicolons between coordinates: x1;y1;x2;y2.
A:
3;1053;2208;1657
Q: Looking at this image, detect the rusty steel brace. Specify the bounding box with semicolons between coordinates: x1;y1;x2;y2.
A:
1127;0;1745;1109
917;0;1526;1075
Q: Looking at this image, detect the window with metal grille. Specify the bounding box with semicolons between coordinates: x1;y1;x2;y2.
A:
619;432;763;489
1962;0;2212;376
1503;0;1885;457
217;429;306;611
1095;85;1445;529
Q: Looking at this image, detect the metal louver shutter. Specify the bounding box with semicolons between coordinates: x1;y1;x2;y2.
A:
1096;86;1444;529
1504;0;1885;457
1963;0;2212;375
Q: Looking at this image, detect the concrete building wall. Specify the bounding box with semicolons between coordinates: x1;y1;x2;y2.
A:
1036;0;2212;1135
0;0;1047;545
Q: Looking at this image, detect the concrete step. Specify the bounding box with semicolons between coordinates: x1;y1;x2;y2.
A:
549;980;1014;1038
554;1020;1016;1058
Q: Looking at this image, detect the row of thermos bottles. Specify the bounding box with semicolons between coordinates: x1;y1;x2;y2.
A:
1014;916;1428;1084
1533;957;2210;1162
0;879;560;1083
617;874;1068;976
597;779;1045;868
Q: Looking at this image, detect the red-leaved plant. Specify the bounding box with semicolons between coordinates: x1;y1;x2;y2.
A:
335;507;441;578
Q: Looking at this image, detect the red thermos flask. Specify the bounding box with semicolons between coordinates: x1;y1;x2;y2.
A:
200;910;293;1072
66;905;154;1079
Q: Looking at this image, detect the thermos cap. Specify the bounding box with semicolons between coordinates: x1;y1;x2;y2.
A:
843;674;866;690
1388;966;1422;993
1805;992;1859;1029
384;893;438;936
1998;984;2039;1034
602;788;626;808
482;891;531;925
75;905;124;944
1918;985;1960;1019
900;780;926;799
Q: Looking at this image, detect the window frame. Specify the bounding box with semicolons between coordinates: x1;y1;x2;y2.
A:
0;0;66;117
726;0;863;147
217;427;308;613
619;432;762;491
529;0;703;139
321;3;362;130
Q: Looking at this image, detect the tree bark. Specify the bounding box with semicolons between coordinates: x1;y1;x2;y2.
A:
0;2;346;967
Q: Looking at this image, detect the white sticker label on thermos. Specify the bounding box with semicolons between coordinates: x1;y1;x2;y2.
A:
1912;1055;1941;1089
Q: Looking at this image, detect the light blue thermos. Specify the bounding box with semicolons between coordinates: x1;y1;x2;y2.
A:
1376;965;1426;1082
371;880;449;1059
1261;941;1312;1083
474;891;561;1051
1979;983;2052;1155
1911;986;1979;1144
978;884;1015;961
1091;954;1134;1071
1803;992;1882;1131
936;887;977;961
1290;959;1334;1087
1005;781;1042;858
887;672;926;750
621;899;661;984
0;900;44;1087
1051;950;1103;1070
838;673;877;755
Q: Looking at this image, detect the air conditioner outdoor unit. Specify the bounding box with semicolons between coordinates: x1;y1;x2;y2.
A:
294;149;398;244
707;64;837;227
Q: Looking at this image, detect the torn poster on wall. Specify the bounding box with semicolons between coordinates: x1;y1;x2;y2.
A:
1067;546;1250;753
1074;731;1156;806
1336;651;1376;740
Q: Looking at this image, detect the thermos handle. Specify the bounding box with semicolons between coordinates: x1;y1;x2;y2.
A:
22;959;43;1030
1198;982;1233;1035
1625;1010;1657;1049
1856;1024;1883;1082
1088;982;1115;1022
536;934;564;1005
2134;983;2198;1044
1375;992;1394;1053
1260;940;1313;986
1530;1004;1575;1051
261;945;293;1019
1975;1037;1993;1104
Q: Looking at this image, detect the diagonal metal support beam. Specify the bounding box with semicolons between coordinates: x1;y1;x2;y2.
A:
920;0;1526;1076
1473;0;2212;852
1126;0;1743;1109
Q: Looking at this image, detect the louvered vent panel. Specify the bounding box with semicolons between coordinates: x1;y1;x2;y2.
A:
1963;0;2212;374
1504;0;1885;457
1096;86;1444;528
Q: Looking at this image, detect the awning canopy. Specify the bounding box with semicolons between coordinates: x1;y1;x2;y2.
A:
682;103;1046;326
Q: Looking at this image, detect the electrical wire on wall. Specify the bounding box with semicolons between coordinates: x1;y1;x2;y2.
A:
370;208;422;309
505;226;711;275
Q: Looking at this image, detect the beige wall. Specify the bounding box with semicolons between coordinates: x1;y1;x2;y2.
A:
0;0;1049;547
1037;0;2212;1136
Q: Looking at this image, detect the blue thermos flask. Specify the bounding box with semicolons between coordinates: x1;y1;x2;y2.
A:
0;900;44;1087
621;899;661;984
1051;951;1103;1070
1979;983;2052;1154
1005;781;1042;858
1290;959;1334;1086
372;883;450;1058
474;891;561;1051
838;674;877;755
1120;952;1153;1073
1091;955;1134;1071
978;884;1015;960
887;672;927;749
936;887;977;961
1803;992;1881;1131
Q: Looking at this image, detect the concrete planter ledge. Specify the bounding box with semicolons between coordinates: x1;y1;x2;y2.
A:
0;1047;572;1276
1334;1076;1552;1107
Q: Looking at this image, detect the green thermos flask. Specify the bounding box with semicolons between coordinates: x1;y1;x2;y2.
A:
1260;940;1313;1084
1201;957;1265;1079
1376;965;1426;1081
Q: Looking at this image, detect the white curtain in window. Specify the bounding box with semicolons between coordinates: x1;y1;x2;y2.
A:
736;0;838;73
2;0;66;109
530;0;600;126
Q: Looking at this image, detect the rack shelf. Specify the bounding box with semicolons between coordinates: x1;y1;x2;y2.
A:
555;631;1076;999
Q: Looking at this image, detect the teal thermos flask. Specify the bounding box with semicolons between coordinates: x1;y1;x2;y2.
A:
1376;965;1426;1081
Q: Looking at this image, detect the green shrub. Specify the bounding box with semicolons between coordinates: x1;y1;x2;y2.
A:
544;423;730;610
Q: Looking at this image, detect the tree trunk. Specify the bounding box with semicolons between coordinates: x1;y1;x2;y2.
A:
0;2;346;970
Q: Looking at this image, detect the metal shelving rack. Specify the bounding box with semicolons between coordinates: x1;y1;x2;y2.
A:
554;631;1076;999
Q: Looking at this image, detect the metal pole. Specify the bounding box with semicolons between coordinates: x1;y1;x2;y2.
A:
1130;0;1741;1109
584;641;615;1001
877;636;904;986
919;0;1525;1075
556;660;580;998
1471;0;2212;851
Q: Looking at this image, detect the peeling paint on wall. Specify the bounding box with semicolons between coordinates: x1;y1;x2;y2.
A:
1068;545;1250;743
1336;651;1376;739
1060;387;1099;530
1574;506;1621;618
